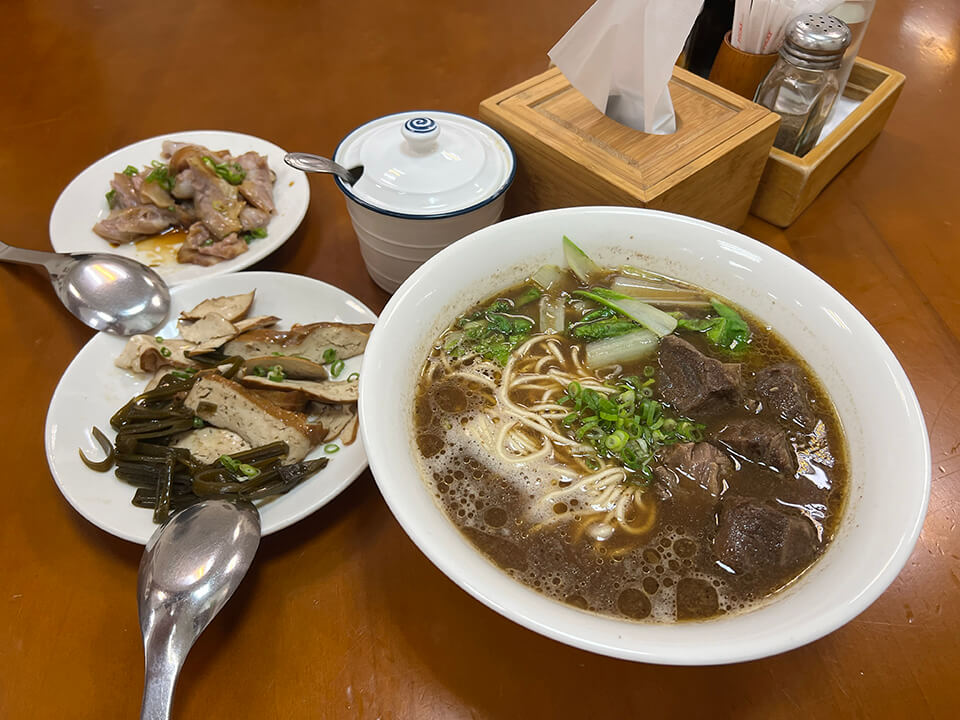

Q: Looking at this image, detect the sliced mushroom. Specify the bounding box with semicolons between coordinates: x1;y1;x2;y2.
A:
115;336;197;374
310;402;357;442
183;374;322;463
223;321;374;363
170;427;251;465
178;313;237;344
242;355;328;380
239;376;358;404
181;292;255;322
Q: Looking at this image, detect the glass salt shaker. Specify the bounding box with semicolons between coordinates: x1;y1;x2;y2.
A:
755;14;852;157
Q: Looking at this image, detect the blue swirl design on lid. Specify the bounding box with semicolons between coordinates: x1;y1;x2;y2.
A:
403;117;437;134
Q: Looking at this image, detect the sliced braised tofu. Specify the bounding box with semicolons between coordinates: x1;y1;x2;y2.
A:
233;315;280;333
239;376;358;404
310;402;357;442
181;292;255;322
183;374;322;463
243;355;328;380
171;427;251;465
178;313;237;344
115;336;197;373
223;322;374;363
247;388;312;413
340;414;359;446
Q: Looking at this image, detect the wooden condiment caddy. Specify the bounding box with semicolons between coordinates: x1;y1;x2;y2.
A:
750;57;905;227
479;66;780;229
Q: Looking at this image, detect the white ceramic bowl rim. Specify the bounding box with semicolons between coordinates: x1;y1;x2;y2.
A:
333;110;516;221
359;206;931;665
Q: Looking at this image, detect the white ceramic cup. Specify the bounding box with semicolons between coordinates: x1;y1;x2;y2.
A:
359;206;930;665
334;111;516;293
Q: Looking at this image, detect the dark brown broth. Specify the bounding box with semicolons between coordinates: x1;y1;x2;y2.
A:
414;272;847;622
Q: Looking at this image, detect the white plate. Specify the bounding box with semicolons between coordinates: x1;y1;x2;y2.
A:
49;130;310;286
45;271;376;544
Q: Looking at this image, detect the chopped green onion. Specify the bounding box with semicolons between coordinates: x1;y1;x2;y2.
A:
202;156;247;185
330;359;345;377
347;372;360;381
643;365;656;378
219;455;240;472
192;416;204;428
155;336;164;343
240;227;268;243
122;165;139;176
271;351;283;356
324;443;340;453
159;346;172;358
170;370;192;379
252;365;267;377
145;161;174;192
238;463;260;478
105;189;118;208
322;348;337;364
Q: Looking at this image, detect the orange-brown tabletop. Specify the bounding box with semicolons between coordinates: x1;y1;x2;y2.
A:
1;1;958;718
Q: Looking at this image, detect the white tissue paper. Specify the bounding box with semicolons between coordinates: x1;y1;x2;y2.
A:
549;0;704;135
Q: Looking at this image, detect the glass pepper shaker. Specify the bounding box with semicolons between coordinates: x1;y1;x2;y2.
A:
755;14;852;157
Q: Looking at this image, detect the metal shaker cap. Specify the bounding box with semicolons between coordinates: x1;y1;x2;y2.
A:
781;14;852;69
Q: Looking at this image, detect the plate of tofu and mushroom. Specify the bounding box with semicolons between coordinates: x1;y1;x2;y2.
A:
44;272;378;543
49;130;310;286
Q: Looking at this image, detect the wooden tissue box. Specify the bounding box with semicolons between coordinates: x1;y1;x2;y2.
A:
479;66;780;229
750;57;905;227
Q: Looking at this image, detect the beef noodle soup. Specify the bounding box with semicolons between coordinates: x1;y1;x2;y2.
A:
413;238;847;622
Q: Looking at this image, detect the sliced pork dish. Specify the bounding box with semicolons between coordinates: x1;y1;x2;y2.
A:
92;140;277;266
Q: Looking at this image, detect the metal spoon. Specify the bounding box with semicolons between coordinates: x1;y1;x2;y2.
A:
284;152;363;184
0;240;170;335
138;499;261;720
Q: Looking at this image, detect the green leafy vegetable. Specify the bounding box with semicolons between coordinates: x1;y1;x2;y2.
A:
676;298;751;352
573;288;678;337
202;156;247;185
570;318;640;341
513;286;542;308
444;297;536;366
562;235;601;283
559;377;704;480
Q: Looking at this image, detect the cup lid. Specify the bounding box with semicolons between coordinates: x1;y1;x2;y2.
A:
333;111;515;219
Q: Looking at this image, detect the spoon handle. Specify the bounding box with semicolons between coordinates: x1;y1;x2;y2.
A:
283;152;358;184
140;634;185;720
0;240;72;275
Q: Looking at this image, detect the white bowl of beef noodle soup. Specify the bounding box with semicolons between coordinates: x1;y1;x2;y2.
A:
359;207;930;664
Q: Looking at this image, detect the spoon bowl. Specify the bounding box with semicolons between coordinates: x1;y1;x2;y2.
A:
138;499;261;720
0;240;170;334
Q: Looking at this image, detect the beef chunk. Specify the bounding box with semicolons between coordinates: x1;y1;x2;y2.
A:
755;363;812;427
654;441;732;497
658;335;741;415
718;419;798;475
714;498;818;576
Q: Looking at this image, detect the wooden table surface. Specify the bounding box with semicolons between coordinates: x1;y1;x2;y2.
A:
2;1;958;717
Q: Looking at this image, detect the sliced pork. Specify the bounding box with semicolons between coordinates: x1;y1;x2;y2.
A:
93;205;178;243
